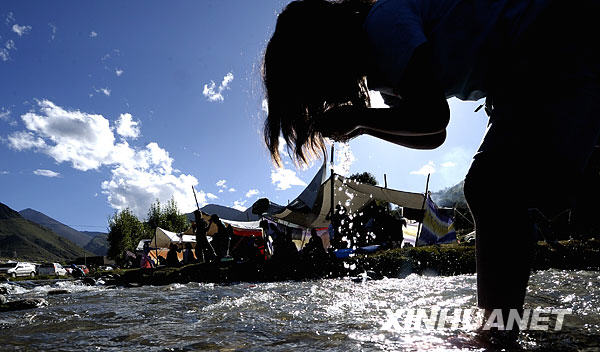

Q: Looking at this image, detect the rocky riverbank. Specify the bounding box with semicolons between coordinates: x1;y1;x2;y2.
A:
106;239;600;287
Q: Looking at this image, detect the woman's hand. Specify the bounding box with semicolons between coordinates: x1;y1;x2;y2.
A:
316;105;364;141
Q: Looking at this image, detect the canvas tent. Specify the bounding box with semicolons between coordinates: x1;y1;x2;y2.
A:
151;227;197;248
269;163;427;228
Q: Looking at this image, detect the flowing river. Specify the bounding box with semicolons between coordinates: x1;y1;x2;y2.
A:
1;269;599;351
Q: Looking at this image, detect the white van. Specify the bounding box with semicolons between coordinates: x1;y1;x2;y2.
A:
38;263;68;277
0;262;37;278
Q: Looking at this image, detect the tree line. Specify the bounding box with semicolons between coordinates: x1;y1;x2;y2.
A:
106;198;189;262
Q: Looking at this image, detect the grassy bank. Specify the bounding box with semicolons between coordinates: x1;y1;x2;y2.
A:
347;239;600;278
107;239;600;287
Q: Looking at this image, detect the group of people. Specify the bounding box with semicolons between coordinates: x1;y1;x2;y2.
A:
138;204;407;270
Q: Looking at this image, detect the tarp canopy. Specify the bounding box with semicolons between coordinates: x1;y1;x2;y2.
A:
184;212;263;238
151;227;196;248
271;163;426;228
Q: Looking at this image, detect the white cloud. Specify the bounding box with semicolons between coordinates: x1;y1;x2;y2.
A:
261;99;268;114
5;12;15;25
332;142;356;176
0;108;10;120
368;90;390;108
207;193;218;200
278;136;289;158
116;113;140;139
410;161;436;176
202;72;234;102
5;40;15;50
271;167;307;190
246;189;259;198
33;169;60;178
0;171;9;175
15;100;115;171
7;131;47;150
437;147;473;188
12;24;32;37
228;187;236;192
6;100;202;218
216;179;227;188
95;87;111;96
1;40;16;62
48;23;57;41
115;69;123;76
232;200;247;211
101;161;199;217
89;31;98;38
218;189;224;193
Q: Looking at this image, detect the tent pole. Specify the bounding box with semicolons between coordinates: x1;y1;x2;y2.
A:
330;145;335;219
154;229;159;267
414;173;431;246
384;173;390;214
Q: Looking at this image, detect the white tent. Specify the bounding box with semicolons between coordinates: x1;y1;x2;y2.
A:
151;227;196;248
272;163;426;228
135;239;151;251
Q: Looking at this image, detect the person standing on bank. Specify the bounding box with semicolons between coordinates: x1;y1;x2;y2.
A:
262;0;600;332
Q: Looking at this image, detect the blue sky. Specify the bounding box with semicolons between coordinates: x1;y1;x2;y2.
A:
0;1;488;232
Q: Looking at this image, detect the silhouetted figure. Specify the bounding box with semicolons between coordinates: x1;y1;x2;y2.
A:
70;264;85;278
182;242;195;265
166;243;181;267
209;215;229;258
261;0;600;334
193;210;216;263
303;229;327;260
140;242;154;269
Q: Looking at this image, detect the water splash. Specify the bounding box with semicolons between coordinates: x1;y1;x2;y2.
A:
333;142;356;176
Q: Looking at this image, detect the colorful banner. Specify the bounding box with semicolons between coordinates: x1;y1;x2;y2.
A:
418;197;456;245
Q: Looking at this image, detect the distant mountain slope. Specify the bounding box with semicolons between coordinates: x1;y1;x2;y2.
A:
0;203;91;262
431;180;467;208
83;232;109;256
19;208;93;248
0;203;21;220
186;204;260;223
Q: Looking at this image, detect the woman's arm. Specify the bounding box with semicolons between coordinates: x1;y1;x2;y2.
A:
319;42;449;144
365;129;447;149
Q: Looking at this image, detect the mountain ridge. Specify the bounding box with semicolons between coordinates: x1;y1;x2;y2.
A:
19;208;93;248
0;202;92;262
185;203;261;222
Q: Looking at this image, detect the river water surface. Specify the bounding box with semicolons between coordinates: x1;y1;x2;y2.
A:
1;269;599;351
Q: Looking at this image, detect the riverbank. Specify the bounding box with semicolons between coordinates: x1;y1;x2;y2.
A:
348;238;600;277
106;239;600;287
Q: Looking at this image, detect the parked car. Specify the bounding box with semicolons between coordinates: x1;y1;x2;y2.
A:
0;262;37;278
38;263;68;277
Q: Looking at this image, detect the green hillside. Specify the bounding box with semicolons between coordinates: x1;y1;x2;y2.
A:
83;232;109;256
0;203;92;262
19;208;94;247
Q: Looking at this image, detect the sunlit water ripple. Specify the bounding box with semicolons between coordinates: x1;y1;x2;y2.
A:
1;269;599;351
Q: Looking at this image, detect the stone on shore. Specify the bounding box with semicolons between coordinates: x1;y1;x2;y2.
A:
0;297;48;312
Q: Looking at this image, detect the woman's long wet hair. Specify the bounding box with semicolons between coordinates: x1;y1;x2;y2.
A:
263;0;375;166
